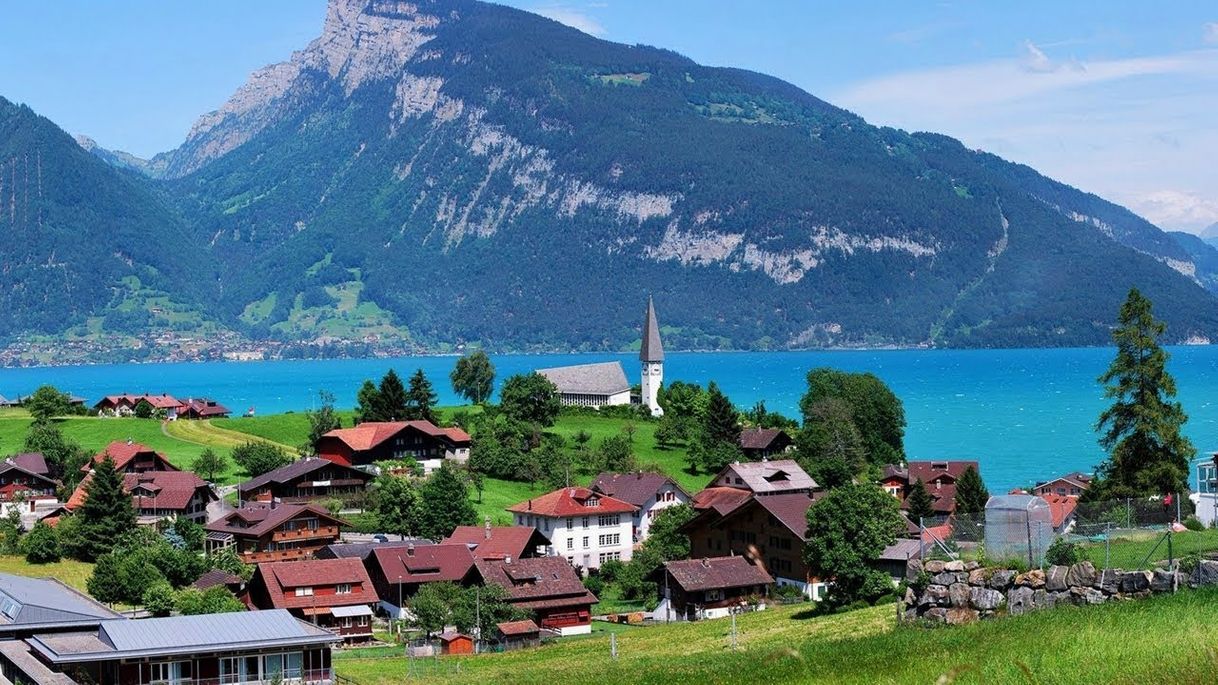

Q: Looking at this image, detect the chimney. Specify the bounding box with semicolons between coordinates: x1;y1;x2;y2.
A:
504;555;512;564
407;543;415;557
527;499;532;511
126;438;133;446
484;517;492;540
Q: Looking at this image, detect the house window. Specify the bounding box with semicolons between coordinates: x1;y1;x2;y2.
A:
598;551;621;564
295;587;314;597
582;536;589;548
567;538;574;550
705;589;723;601
587;497;600;507
598;514;620;527
582;516;590;528
566;517;574;529
598;533;621;546
336;583;352;594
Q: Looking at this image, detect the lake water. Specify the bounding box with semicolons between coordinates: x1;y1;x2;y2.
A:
3;347;1216;492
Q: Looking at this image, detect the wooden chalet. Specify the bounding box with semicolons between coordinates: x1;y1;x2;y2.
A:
247;558;378;642
67;471;217;525
365;543;477;618
475;557;597;636
316;420;471;470
738;428;795;460
441;522;552;561
204;502;347;563
86;440;179;474
656;556;773;621
236;457;373;505
0;453;58;502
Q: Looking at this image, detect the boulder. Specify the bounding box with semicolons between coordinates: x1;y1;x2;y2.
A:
1076;587;1106;605
906;558;924;582
943;560;966;572
903;608;919;623
964;561;980;571
1032;589;1049;610
1015;570;1046;588
945;608;979;625
931;572;960;586
1007;586;1035;615
921;584;949;607
1066;561;1097;588
949;583;971;608
1045;591;1071;608
1150;570;1176;593
924;607;948;623
969;586;1004;611
1194;560;1218;586
989;569;1017;590
1096;569;1121;594
903;586;916;606
968;568;989;585
924;560;946;574
1119;571;1152;594
1045;565;1069;592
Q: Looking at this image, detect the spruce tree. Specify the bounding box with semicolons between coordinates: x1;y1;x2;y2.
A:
702;382;741;449
1092;288;1194;498
954;465;990;515
418;463;477;541
77;455;136;561
406;369;438;423
905;477;935;523
377;369;409;422
354;380;381;423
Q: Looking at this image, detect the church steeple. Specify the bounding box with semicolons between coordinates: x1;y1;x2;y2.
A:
640;296;664;416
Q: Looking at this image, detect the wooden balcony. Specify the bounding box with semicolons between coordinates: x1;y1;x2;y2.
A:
272;525;340;543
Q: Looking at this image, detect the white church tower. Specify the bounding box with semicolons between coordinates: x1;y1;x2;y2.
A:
640;296;664;416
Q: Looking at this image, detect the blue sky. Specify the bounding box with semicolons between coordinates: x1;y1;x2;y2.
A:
1;1;1216;231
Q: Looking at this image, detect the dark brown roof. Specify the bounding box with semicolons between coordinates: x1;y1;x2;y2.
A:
252;558;377;611
370;544;476;584
691;487;752;517
664;556;773;592
752;493;815;538
316;539;434;561
237;457;372;495
192;569;244;591
205;503;347;538
640;296;664;362
441;526;551;561
590;472;688;507
738;428;789;451
475;558;597;610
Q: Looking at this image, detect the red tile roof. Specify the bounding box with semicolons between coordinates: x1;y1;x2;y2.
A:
691;487;752;517
506;487;636;517
322;421;470;452
664;556;773;592
1042;494;1078;529
496;619;540;636
88;441;179;472
253;558;377;611
441;526;550;561
179;398;231;418
67;471;214;512
475;557;597;611
370;544;476;584
590;472;688;507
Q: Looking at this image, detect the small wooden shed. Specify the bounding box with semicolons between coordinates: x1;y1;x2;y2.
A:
439;631;475;655
496;619;541;650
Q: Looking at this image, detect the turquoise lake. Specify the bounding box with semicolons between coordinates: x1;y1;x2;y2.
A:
3;347;1216;492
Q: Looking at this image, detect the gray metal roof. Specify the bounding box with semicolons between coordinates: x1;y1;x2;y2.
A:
640;296;664;362
0;575;121;632
877;538;923;562
29;610;338;663
537;361;630;397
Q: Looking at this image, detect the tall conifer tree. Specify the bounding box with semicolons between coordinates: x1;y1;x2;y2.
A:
77;455;136;561
406;369;438;423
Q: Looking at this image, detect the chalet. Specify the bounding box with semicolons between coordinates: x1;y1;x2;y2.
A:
441;522;552;561
204;502;347;563
1043;493;1079;534
67;471;217;525
881;460;982;515
2;610;339;685
0;453;58;503
708;459;818;496
496;619;541;650
475;557;598;636
684;492;826;600
85;440;179;474
237;457;373;505
0;574;122;640
536;361;631;408
93;393;182;418
590;471;690;542
366;543;477;618
317;420;471;472
507;487;636;571
1033;472;1092;498
178;397;232;420
315;538;435;561
247;558;378;642
655;556;773;621
738;428;795;460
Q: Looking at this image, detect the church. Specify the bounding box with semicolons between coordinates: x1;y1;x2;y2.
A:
537;297;665;415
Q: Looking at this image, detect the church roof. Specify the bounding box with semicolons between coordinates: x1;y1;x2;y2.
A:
640;296;664;362
537;362;630;397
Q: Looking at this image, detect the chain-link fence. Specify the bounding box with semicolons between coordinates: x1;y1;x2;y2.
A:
915;493;1216;573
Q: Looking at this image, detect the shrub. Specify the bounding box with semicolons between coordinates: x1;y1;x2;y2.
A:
598;559;625;583
22;521;61;564
1183;516;1205;532
1179;551;1201;575
583;574;605;597
1045;537;1084;566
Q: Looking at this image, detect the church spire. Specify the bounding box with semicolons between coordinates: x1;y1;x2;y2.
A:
640;295;664;362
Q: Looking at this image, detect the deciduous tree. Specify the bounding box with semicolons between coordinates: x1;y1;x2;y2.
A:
499;373;561;427
372;475;420;537
804;483;907;606
23;385;73;422
451;350;496;405
305;390;342;453
191;447;227;482
231;442;290;478
418;463;477;541
800;369;905;467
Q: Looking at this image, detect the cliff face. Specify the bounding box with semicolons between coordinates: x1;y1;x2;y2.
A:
60;0;1218;350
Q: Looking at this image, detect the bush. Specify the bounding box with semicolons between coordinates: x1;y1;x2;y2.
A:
1180;551;1201;575
143;581;176;617
583;574;605;597
1045;537;1084;566
1183;516;1205;532
598;559;625;583
22;521;61;564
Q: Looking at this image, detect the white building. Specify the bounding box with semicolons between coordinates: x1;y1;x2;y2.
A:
1195;457;1218;526
640;296;664;417
536;362;632;408
590;471;690;542
507;487;636;571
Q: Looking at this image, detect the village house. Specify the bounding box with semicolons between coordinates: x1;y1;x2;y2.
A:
738;428;795;460
315;538;435;562
316;420;471;472
93;393;180;418
1197;456;1218;526
707;459;818;496
0;610;339;685
365;543;478;619
441;522;552;561
654;556;774;622
589;471;690;542
496;619;542;650
507;487;636;571
874;538;923;583
881;460;982;516
0;574;122;641
67;471;217;525
1032;472;1092;498
0;453;58;503
475;557;598;636
85;440;179;474
204;502;347;563
536;361;632;408
246;558;379;643
192;568;246;596
177;397;232;420
236;457;373;506
683;491;827;600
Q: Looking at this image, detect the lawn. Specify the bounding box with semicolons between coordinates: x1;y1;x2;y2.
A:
334;587;1218;684
0;555;94;591
1081;527;1218;570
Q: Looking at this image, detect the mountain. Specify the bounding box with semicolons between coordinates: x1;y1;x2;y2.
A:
72;135;166;177
11;0;1218;356
1169;231;1218;292
0;98;220;352
1200;222;1218;248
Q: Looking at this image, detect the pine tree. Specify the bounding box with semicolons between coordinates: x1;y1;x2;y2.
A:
418;463;478;541
954;465;990;514
1092;288;1194;498
377;369;409;422
354;380;381;423
702;382;741;449
77;455;136;561
406;369;438;423
905;477;935;523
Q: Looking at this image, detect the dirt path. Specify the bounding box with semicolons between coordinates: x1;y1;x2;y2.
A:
162;419;296;452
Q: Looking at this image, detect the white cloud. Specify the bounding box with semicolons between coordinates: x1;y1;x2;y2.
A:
1205;22;1218;45
1021;41;1057;73
531;5;606;36
1126;190;1218;233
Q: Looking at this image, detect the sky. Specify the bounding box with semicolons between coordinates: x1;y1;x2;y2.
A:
1;1;1215;232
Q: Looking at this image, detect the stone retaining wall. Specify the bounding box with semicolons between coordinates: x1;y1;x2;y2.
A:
902;558;1218;625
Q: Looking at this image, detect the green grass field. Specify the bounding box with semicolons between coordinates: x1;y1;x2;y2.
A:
334;588;1218;684
0;555;94;591
1081;527;1218;570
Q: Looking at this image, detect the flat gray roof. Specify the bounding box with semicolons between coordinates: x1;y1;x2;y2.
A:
537;361;630;396
0;575;121;632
